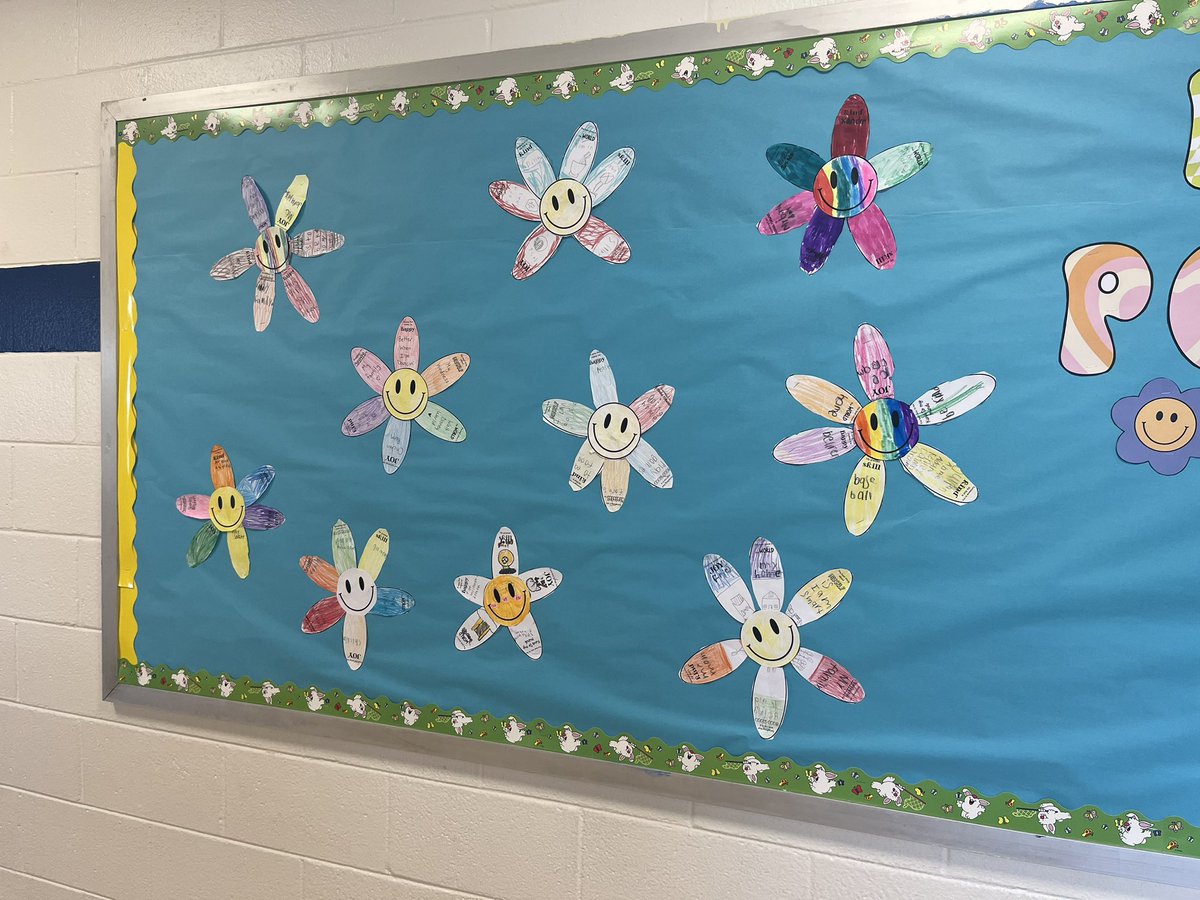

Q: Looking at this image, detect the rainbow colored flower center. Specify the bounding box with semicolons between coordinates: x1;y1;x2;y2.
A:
854;399;919;461
813;155;878;219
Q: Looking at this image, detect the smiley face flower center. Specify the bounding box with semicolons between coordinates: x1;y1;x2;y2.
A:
208;486;246;532
854;398;919;461
382;367;429;420
539;178;592;236
483;574;531;625
255;225;291;271
587;402;641;460
336;567;378;615
813;155;878;219
1136;398;1196;452
740;609;800;667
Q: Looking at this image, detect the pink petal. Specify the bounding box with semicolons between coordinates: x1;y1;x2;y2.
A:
351;347;390;393
281;265;319;323
758;192;817;235
489;180;540;221
176;494;210;520
573;216;630;264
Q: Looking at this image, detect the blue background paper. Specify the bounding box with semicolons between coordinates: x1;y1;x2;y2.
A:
131;31;1200;818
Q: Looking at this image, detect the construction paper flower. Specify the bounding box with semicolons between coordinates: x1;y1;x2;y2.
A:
489;121;634;279
341;316;469;473
210;175;344;331
542;349;674;512
452;527;562;660
299;520;415;670
679;538;864;739
758;94;931;274
773;324;995;536
175;445;284;578
1111;378;1200;475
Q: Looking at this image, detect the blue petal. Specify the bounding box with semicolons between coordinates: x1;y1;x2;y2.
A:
372;587;415;616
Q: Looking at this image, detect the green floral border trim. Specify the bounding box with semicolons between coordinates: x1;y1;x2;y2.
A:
119;660;1198;858
116;2;1198;147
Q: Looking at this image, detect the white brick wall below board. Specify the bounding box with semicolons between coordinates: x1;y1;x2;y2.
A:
0;0;1197;895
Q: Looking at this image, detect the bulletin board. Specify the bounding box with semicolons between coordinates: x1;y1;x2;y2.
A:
103;1;1200;866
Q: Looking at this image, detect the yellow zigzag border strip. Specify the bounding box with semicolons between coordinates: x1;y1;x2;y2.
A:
116;141;140;664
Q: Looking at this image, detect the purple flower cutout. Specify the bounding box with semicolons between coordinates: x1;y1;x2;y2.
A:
1112;378;1200;476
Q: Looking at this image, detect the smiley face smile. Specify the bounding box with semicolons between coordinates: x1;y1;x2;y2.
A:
817;178;875;211
382;368;430;421
337;567;378;614
1135;398;1197;452
812;155;879;219
853;399;919;461
539;178;592;236
587;402;642;460
740;609;801;667
483;574;531;625
208;486;246;532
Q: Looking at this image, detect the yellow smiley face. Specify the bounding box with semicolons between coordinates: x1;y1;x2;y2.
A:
1137;398;1196;452
496;548;515;571
208;486;246;532
483;574;531;626
382;368;429;421
254;225;291;271
587;402;641;460
539;178;592;236
740;609;800;668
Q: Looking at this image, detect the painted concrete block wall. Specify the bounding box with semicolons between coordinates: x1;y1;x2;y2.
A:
0;1;1195;896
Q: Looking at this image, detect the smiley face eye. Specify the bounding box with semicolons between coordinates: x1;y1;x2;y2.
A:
395;378;402;394
217;496;223;509
344;579;352;594
851;167;860;185
829;170;838;190
1171;412;1179;423
551;195;560;211
492;588;501;603
891;410;900;429
604;412;612;429
769;617;780;635
410;378;417;394
567;187;576;204
230;495;236;507
752;626;763;643
870;412;879;430
620;417;629;433
507;582;515;598
358;576;365;591
1157;411;1164;421
274;233;282;248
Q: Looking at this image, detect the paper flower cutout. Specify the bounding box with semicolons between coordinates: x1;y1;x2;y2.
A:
1111;378;1200;475
489;121;634;280
452;527;563;660
210;175;344;331
341;316;469;473
679;538;864;739
773;324;995;536
757;95;932;274
175;445;284;579
299;520;415;670
542;350;674;512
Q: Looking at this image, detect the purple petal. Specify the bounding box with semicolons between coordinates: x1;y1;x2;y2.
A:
342;396;388;436
799;209;844;274
244;504;285;530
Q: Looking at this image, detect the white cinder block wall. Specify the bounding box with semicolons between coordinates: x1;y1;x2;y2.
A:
0;2;1195;897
